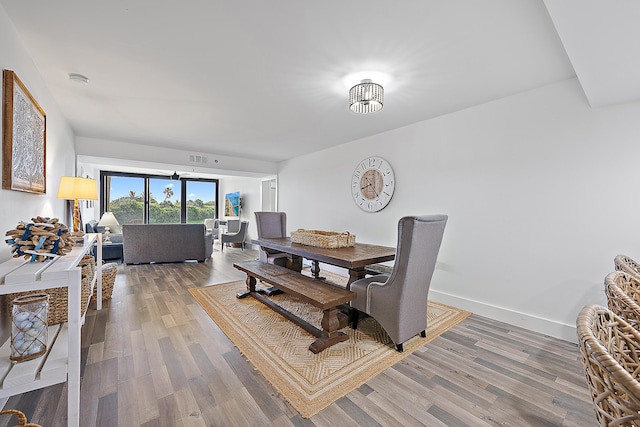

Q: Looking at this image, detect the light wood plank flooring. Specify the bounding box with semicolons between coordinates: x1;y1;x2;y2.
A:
0;248;597;426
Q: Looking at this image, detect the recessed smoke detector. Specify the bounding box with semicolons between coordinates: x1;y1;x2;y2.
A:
68;73;89;84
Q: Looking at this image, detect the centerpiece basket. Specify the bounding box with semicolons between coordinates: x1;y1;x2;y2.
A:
290;229;356;248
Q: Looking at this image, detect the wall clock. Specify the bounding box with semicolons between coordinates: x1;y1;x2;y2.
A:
351;156;395;212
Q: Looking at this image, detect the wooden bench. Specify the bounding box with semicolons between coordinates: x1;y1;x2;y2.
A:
233;260;355;353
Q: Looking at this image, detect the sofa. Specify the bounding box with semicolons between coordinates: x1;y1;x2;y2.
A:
122;224;213;264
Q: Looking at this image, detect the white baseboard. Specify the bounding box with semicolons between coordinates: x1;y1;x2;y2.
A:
429;289;578;344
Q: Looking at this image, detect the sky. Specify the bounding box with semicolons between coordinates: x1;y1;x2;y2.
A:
109;176;216;203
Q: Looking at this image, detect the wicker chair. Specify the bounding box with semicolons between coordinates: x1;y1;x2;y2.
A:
615;255;640;279
605;271;640;330
576;304;640;426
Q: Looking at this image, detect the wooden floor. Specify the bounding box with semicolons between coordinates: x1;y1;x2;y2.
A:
0;248;597;426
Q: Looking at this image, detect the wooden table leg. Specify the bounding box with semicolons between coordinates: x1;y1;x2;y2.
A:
287;254;303;272
309;307;349;353
236;275;256;299
310;260;326;280
347;268;368;290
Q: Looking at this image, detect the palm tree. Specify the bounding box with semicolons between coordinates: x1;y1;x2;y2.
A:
163;186;174;203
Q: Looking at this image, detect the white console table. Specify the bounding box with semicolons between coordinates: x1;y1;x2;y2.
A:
0;233;102;427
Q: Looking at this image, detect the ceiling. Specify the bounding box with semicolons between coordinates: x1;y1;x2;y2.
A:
0;1;638;167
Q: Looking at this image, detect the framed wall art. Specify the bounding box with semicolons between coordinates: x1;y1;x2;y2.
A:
2;69;46;194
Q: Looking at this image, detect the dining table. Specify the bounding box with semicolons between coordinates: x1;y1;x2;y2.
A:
251;237;396;289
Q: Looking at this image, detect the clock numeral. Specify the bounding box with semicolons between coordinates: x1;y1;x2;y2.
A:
368;158;377;168
354;192;360;199
354;170;361;179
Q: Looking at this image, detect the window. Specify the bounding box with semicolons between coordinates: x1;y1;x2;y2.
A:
149;178;181;224
100;171;218;225
186;180;216;224
103;175;144;225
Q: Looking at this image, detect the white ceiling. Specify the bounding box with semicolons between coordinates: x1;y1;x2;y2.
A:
0;1;638;166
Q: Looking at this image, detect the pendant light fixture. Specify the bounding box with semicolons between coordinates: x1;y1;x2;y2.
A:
349;79;384;113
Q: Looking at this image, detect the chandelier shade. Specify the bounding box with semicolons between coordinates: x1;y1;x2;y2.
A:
349;79;384;113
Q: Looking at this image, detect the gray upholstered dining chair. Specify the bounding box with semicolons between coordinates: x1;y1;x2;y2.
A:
221;220;248;251
350;215;448;352
255;212;288;296
254;212;288;266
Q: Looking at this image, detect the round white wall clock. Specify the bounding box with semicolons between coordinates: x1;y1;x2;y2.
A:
351;156;395;212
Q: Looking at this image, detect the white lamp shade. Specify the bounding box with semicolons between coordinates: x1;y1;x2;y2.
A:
56;176;98;200
98;212;120;233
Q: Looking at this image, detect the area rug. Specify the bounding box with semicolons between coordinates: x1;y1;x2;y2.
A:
189;280;470;418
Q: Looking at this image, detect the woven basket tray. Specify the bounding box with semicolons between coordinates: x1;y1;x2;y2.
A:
93;263;117;301
290;229;355;248
6;254;95;325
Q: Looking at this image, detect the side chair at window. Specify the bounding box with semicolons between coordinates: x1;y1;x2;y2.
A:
221;221;248;251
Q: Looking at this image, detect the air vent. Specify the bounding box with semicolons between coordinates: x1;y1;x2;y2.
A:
189;155;208;164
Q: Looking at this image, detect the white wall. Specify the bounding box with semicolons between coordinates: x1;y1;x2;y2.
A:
219;175;263;243
0;5;77;340
278;78;640;342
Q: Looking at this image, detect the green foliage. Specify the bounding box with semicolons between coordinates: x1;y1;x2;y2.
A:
108;193;215;224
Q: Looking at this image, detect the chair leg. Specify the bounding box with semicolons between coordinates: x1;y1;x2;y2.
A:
350;308;360;329
396;343;404;352
420;330;426;338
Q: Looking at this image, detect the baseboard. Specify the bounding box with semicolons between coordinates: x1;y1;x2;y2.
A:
429;289;578;344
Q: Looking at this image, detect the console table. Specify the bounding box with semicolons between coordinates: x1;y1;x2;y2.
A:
0;234;102;427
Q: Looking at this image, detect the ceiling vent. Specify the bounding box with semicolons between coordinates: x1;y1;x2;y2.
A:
189;155;208;164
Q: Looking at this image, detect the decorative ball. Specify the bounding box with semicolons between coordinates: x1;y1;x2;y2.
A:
5;216;73;262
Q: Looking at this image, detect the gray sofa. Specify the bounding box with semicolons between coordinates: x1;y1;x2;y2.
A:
122;224;213;264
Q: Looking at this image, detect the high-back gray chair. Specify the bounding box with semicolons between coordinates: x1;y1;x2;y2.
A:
350;215;448;352
221;220;248;251
255;212;288;266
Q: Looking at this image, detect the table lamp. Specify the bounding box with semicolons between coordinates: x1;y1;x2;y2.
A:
98;212;120;243
56;176;98;232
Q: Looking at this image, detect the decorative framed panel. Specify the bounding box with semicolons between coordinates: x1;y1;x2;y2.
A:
2;70;46;194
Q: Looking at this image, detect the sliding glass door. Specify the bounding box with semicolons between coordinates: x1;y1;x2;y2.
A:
149;178;181;224
100;171;218;224
185;180;216;224
103;175;145;225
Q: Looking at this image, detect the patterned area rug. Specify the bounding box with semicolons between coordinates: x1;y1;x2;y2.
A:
189;279;470;418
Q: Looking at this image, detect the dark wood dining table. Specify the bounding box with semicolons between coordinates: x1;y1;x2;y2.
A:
251;237;396;289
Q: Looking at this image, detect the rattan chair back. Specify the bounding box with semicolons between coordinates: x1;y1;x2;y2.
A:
615;255;640;279
577;304;640;426
605;271;640;330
